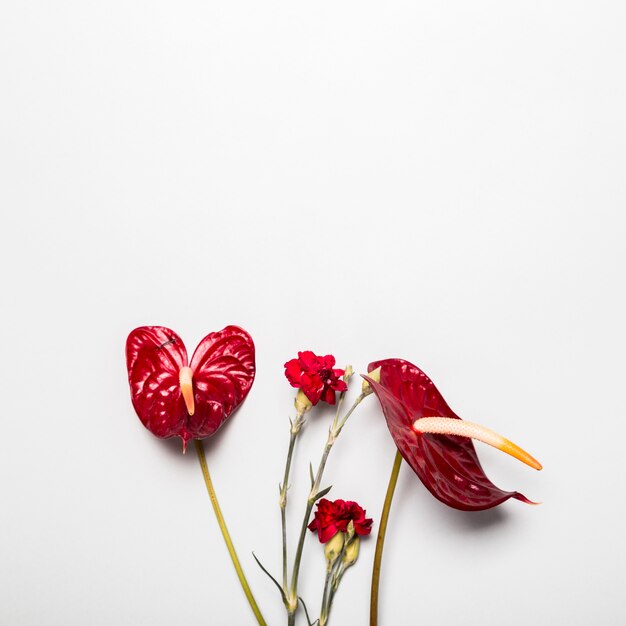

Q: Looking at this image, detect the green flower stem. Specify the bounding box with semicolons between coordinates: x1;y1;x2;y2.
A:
288;393;367;623
318;566;334;626
195;439;267;626
324;566;342;623
280;414;305;590
369;450;403;626
319;540;350;626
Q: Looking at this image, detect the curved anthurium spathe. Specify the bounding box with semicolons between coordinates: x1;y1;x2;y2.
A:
364;358;541;511
366;358;543;626
126;325;255;451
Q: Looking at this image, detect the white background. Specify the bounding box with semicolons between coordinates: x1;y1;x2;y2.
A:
1;1;625;625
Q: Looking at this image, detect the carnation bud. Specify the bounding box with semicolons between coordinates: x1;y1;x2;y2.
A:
294;389;313;416
324;532;345;567
343;365;354;383
342;536;360;568
361;367;381;395
346;520;355;540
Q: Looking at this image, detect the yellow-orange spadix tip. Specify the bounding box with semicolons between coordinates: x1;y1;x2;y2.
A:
179;366;195;416
413;417;542;471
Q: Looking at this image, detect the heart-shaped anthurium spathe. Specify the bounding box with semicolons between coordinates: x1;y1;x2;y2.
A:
365;358;536;511
126;325;255;450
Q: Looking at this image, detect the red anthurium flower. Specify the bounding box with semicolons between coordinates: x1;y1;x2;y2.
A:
126;325;255;451
364;359;541;511
309;498;373;543
284;351;347;406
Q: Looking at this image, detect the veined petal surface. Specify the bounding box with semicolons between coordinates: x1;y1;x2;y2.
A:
188;325;256;440
366;358;533;511
126;325;255;448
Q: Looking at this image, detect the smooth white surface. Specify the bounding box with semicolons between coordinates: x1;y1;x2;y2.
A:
1;1;625;625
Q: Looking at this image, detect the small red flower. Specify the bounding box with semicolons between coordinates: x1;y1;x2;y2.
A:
125;325;255;450
308;498;373;543
284;351;347;406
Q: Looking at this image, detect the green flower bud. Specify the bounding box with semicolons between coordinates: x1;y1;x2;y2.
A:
342;536;360;568
346;520;355;540
361;366;381;395
324;532;345;567
294;389;313;416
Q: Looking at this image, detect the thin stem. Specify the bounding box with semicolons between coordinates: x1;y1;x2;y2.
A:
289;393;366;609
281;505;288;587
325;566;341;621
281;422;301;590
195;440;267;626
320;543;348;626
370;450;402;626
289;499;315;606
288;610;297;626
318;567;333;626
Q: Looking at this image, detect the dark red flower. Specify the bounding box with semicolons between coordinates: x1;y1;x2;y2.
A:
126;325;255;451
284;351;347;406
364;359;540;511
308;498;373;543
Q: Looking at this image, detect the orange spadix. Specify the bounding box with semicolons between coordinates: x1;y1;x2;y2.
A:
179;366;195;416
413;417;542;471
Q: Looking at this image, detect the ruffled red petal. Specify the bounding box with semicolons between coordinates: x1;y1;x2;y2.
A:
321;386;337;405
298;350;320;370
300;372;325;405
319;354;337;369
284;358;304;387
331;378;348;392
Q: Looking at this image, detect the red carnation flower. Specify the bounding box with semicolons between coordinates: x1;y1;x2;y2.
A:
308;498;373;543
338;500;373;537
284;351;347;406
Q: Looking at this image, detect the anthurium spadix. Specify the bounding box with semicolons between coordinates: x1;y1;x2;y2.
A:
125;325;255;451
364;358;541;511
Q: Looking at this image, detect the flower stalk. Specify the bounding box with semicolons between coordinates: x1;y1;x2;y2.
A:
280;409;306;590
370;450;402;626
287;390;366;623
319;529;361;626
195;440;267;626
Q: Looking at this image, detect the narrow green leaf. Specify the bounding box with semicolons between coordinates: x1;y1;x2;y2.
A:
314;485;333;501
252;552;287;603
299;596;318;626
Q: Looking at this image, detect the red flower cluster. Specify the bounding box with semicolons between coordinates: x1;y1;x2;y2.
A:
308;498;373;543
284;351;347;406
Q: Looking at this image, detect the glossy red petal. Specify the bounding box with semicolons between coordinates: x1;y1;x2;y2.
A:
188;326;256;440
366;359;532;511
126;326;189;441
